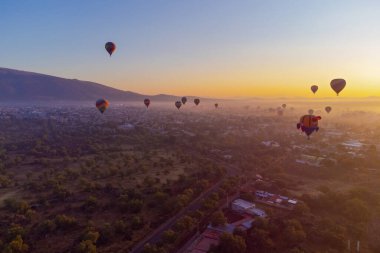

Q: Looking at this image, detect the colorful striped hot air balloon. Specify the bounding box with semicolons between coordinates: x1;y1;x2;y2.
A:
96;99;109;114
296;115;321;139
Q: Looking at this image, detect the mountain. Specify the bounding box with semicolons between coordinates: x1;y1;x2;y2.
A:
0;68;180;102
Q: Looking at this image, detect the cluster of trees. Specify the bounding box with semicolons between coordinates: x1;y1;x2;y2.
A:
208;185;379;253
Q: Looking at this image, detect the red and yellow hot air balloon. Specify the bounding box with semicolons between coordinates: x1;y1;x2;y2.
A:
296;114;321;139
96;99;109;114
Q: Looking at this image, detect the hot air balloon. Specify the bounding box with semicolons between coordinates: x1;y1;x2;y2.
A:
330;79;346;96
181;97;187;105
105;42;116;56
311;85;318;94
215;103;218;109
144;98;150;108
296;115;322;139
194;98;200;106
96;99;109;114
325;106;332;113
175;101;182;110
308;109;314;115
282;104;287;109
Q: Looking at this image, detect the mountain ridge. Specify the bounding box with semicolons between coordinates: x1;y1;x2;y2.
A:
0;67;182;102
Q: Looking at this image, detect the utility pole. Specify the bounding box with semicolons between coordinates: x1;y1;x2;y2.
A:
356;241;360;253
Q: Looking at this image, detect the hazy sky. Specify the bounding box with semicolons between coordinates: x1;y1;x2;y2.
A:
1;0;380;97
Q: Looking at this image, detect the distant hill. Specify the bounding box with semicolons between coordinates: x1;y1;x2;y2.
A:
0;67;180;102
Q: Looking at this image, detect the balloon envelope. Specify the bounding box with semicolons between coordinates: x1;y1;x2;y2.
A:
194;98;200;106
311;85;318;94
175;101;182;110
282;104;286;109
308;109;314;115
181;97;187;104
96;99;109;113
297;114;321;138
330;79;346;96
105;42;116;56
325;106;332;113
144;98;150;108
215;103;218;108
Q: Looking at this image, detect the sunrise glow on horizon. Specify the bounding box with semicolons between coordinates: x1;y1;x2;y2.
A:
2;0;380;98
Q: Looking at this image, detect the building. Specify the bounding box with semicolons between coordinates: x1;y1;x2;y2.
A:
231;199;255;213
186;229;221;253
246;207;267;217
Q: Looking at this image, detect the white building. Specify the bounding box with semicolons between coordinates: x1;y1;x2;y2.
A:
246;207;267;217
231;199;255;213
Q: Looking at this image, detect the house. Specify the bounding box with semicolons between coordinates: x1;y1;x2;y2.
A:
231;199;255;213
246;207;267;217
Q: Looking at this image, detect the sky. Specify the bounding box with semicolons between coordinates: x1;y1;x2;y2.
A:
1;0;380;98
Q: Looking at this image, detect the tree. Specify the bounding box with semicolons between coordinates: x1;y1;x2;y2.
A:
142;243;167;253
209;233;246;253
76;240;96;253
37;219;56;236
175;215;196;232
82;230;100;244
247;228;274;251
210;211;227;227
283;219;306;247
131;216;144;230
3;235;29;253
162;229;177;244
55;214;77;230
343;198;370;223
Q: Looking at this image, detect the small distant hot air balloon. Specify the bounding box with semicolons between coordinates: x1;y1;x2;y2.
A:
181;97;187;105
105;42;116;56
325;106;332;113
311;85;318;94
215;103;218;109
175;101;182;110
194;98;200;106
96;99;109;114
330;79;346;96
296;115;322;139
144;98;150;108
308;109;314;115
282;104;287;109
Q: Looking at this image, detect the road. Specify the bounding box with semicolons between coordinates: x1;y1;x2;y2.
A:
128;155;240;253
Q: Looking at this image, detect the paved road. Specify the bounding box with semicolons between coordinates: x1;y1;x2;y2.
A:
128;156;240;253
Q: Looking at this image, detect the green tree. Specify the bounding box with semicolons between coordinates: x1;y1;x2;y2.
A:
3;235;29;253
209;233;246;253
343;198;370;222
210;211;227;227
162;229;177;244
76;240;96;253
